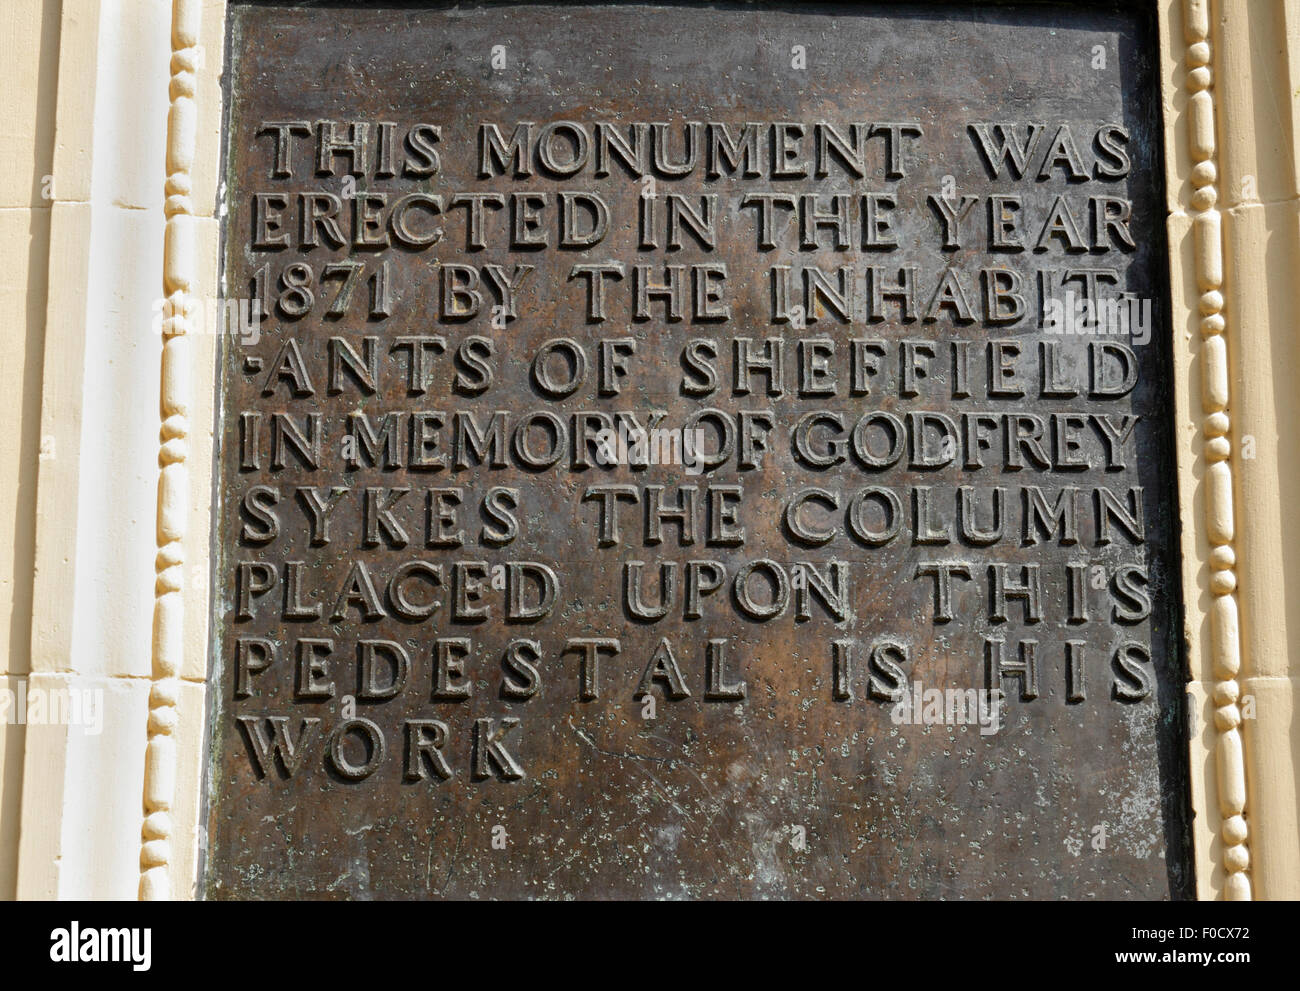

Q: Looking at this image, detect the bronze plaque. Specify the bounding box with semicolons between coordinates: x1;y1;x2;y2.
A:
205;1;1192;898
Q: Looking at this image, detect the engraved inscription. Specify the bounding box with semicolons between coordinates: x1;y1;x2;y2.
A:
206;2;1191;899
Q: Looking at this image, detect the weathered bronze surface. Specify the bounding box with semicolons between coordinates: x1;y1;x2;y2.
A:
205;1;1192;898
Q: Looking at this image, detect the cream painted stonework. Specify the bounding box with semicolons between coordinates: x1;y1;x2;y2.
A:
0;0;1296;900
